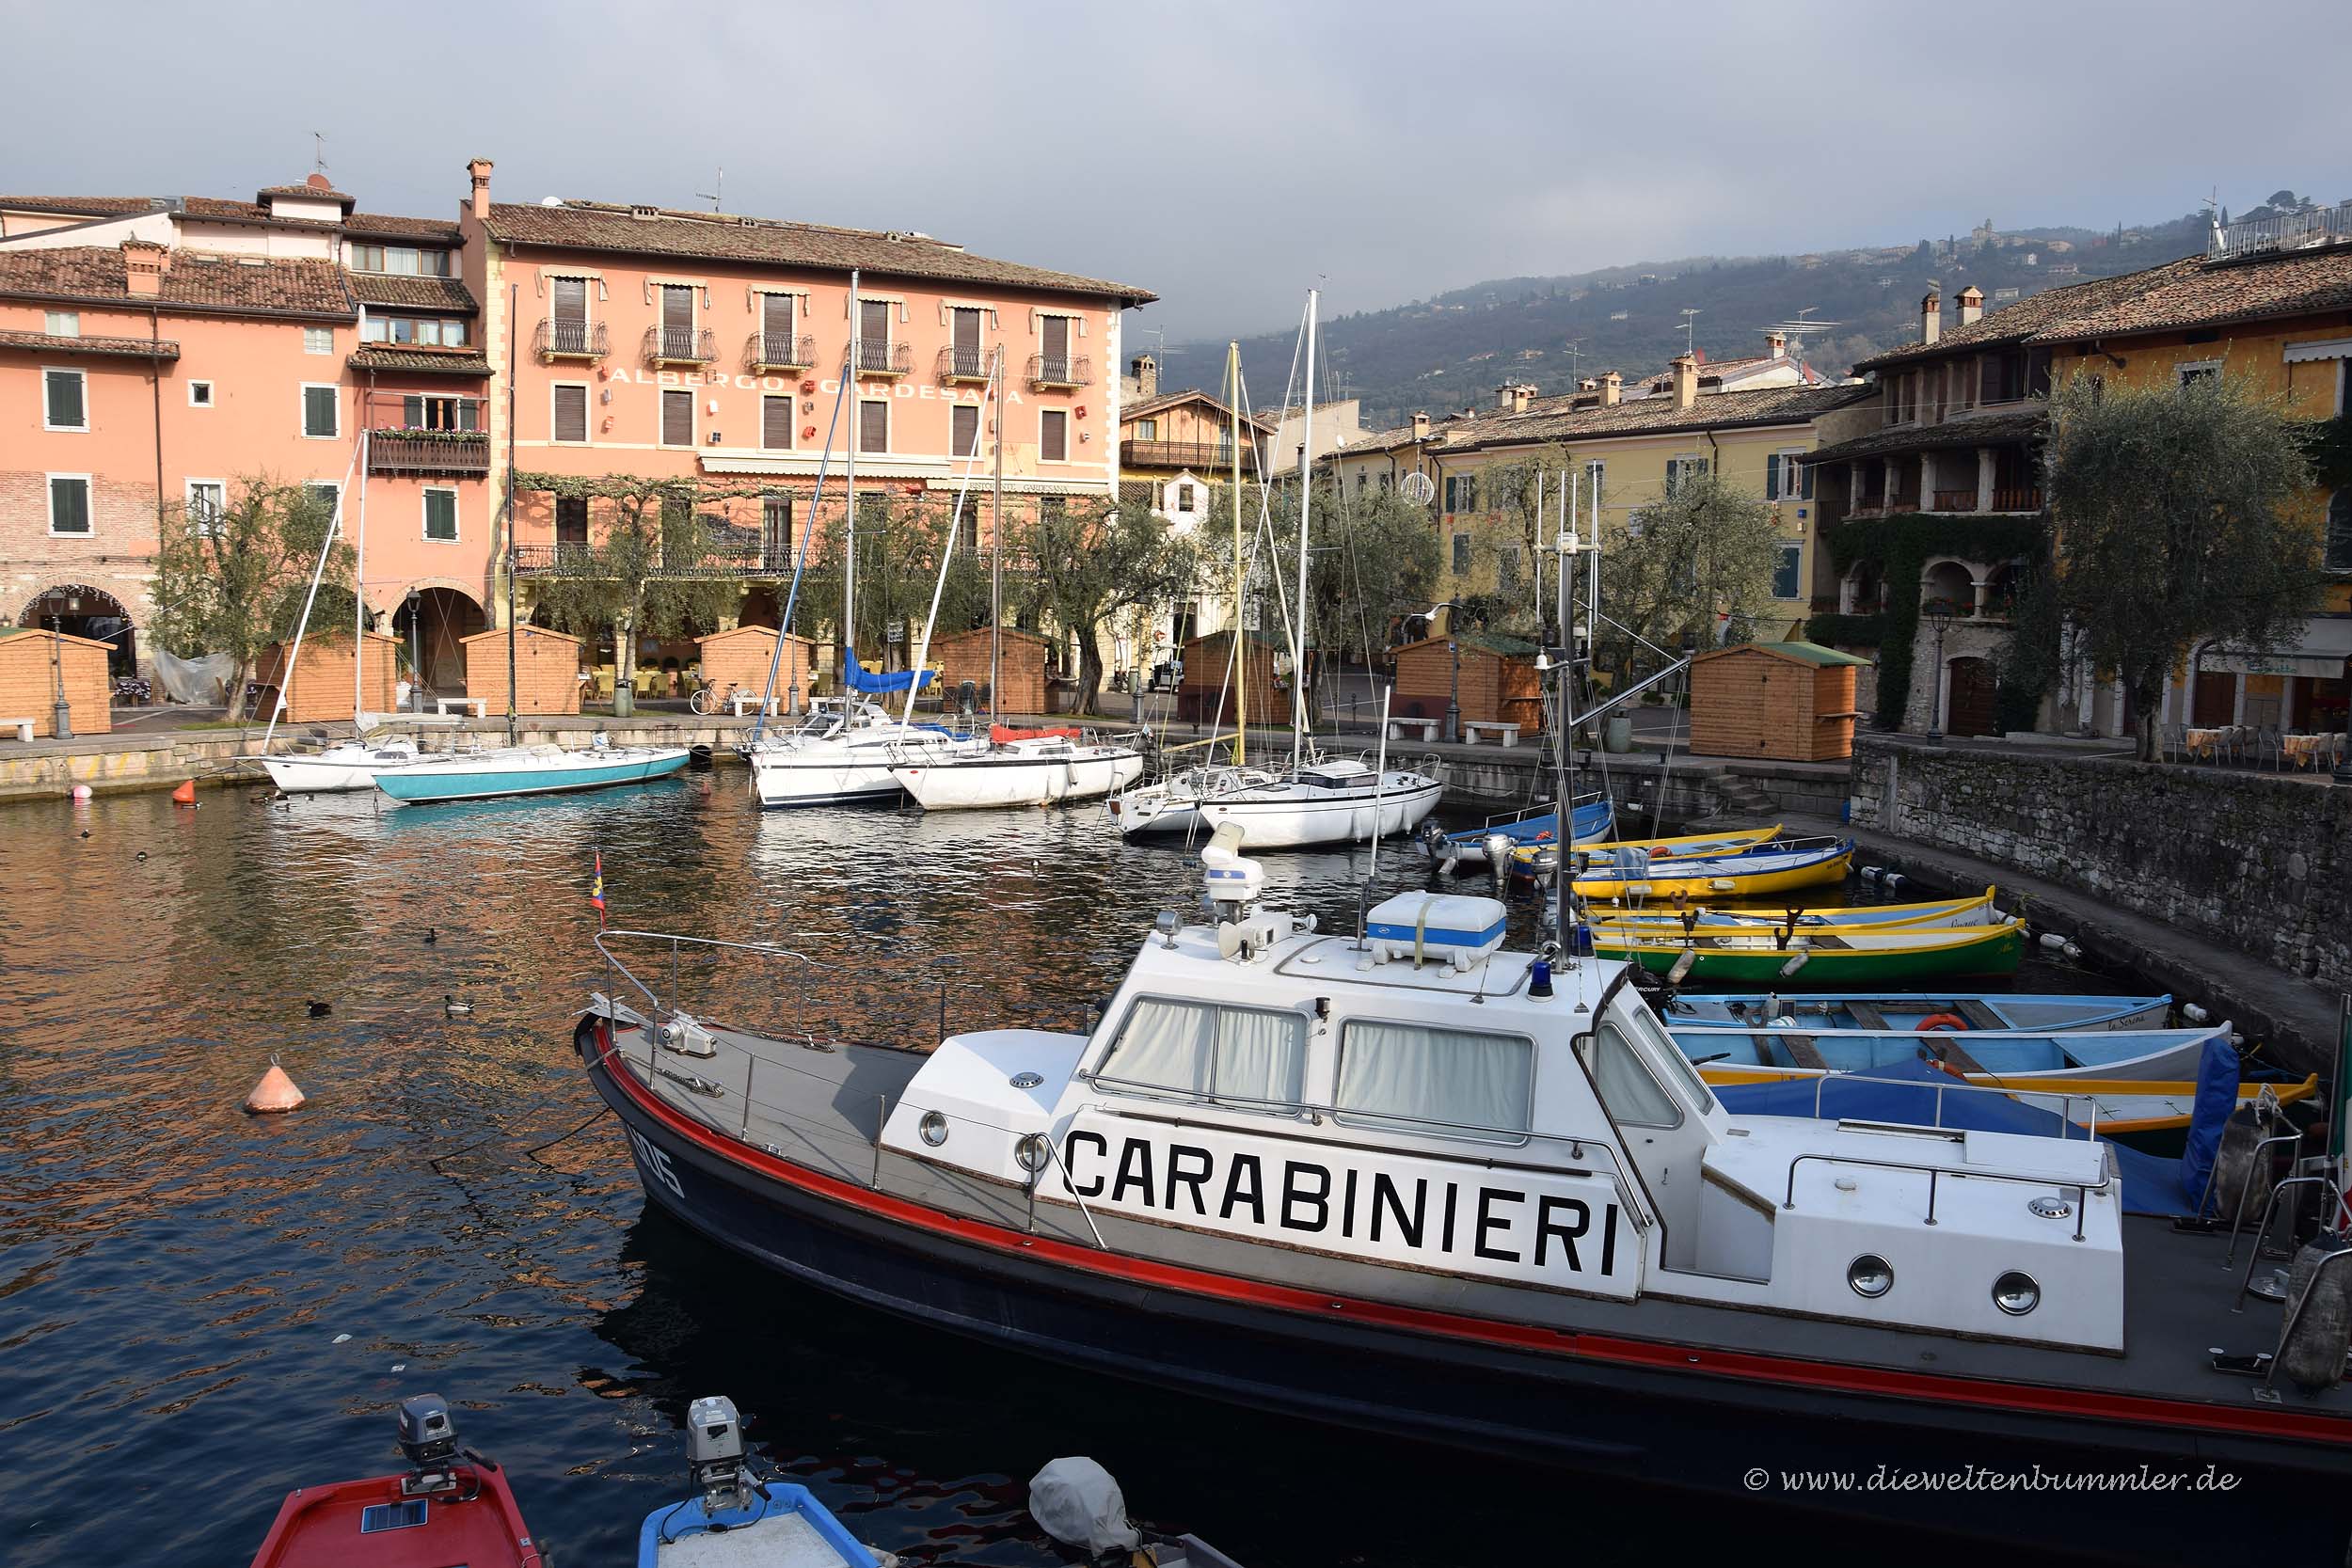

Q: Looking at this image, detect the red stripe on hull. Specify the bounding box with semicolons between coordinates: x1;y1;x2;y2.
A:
596;1031;2351;1449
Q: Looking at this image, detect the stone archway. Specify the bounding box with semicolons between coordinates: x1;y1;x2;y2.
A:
390;585;486;695
22;585;135;677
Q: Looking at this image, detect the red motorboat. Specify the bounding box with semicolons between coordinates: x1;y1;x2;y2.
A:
249;1394;543;1568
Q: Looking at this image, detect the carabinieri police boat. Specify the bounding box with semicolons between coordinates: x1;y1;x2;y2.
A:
576;833;2352;1561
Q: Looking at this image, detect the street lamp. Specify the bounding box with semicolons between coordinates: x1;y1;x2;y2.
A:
1921;608;1951;743
50;593;80;740
1423;601;1461;743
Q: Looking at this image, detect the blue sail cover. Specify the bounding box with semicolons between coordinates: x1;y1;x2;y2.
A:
1713;1057;2196;1216
2176;1032;2243;1216
841;648;932;694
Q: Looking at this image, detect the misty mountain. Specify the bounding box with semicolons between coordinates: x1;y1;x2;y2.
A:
1149;206;2225;431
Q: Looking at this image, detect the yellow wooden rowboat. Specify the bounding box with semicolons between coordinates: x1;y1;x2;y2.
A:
1514;822;1778;874
1584;885;2002;934
1572;838;1854;903
1696;1066;2319;1137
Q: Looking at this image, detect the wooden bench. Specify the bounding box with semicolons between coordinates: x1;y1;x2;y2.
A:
727;690;779;717
436;697;487;719
2;717;35;743
1386;717;1440;742
1462;721;1523;748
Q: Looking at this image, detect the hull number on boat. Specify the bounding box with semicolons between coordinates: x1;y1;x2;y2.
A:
1057;1115;1634;1296
628;1127;686;1199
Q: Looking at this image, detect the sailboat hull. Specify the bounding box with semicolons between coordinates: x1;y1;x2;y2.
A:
892;748;1145;810
261;744;425;794
1112;777;1443;847
373;746;688;803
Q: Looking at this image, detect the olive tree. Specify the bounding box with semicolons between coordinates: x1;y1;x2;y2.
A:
2043;373;2319;760
1598;469;1781;676
1009;496;1199;713
150;478;352;721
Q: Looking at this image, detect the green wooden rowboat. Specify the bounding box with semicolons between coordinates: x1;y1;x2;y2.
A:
1592;915;2026;984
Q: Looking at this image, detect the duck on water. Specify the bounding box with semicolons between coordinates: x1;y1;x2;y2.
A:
574;830;2352;1563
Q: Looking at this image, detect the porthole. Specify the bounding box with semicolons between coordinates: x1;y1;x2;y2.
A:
918;1110;948;1147
1014;1134;1049;1172
1992;1270;2041;1316
1847;1254;1894;1299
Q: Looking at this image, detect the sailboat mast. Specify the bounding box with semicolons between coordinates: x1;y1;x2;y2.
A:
844;269;860;697
354;419;370;726
503;281;518;748
1293;290;1316;766
991;349;1003;721
1227;341;1244;767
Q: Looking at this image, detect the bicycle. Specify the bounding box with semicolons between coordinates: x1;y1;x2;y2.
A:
689;681;743;717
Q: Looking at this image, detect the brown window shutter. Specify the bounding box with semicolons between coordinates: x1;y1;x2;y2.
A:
1042;316;1069;359
763;293;793;337
953;307;980;353
951;404;979;456
763;395;792;450
662;388;692;446
859;400;888;453
553;385;587;442
553;277;586;323
861;298;890;342
1041;409;1067;462
662;285;694;329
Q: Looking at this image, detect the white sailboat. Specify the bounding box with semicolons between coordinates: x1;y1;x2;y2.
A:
1108;296;1441;847
747;268;982;809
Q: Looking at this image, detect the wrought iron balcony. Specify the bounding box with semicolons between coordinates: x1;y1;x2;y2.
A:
645;325;717;365
511;543;600;576
848;341;914;377
937;346;993;383
746;331;817;372
1120;438;1257;474
368;430;490;476
534;318;607;360
512;538;789;578
2209;199;2352;260
1027;353;1092;390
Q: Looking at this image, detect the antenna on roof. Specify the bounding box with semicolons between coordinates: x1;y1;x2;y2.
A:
1677;308;1702;358
311;132;328;179
695;166;723;213
1562;339;1582;382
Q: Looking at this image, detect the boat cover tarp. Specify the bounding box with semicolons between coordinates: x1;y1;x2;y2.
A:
151;648;237;705
993;724;1083;744
1029;1457;1140;1554
2177;1033;2243;1216
842;648;932;693
1713;1057;2197;1216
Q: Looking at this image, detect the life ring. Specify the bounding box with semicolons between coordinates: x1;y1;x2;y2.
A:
1915;1012;1968;1034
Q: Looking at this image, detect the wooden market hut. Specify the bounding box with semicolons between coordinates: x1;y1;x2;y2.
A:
250;630;398;725
932;626;1048;715
1689;640;1869;762
0;626;113;736
1177;629;1279;726
694;625;816;714
463;625;584;715
1391;631;1544;731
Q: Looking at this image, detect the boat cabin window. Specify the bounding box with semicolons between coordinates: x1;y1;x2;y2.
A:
1577;1022;1683;1129
1336;1022;1533;1144
1096;997;1306;1112
1620;1001;1717;1116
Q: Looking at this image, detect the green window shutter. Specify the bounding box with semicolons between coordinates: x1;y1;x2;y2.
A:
305;385;338;437
45;370;86;429
1801;461;1816;501
424;490;457;541
1766;452;1782;500
51;476;91;534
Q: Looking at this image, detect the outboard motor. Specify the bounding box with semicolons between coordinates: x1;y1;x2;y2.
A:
2214;1096;2284;1226
686;1394;756;1516
395;1394;468;1497
2276;1231;2352;1394
1029;1456;1141;1557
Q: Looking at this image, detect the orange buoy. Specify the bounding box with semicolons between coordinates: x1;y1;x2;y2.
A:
171;780;198;804
245;1056;306;1114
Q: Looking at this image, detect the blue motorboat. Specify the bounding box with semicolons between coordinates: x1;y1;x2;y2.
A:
1419;793;1613;868
1661;991;2173;1034
373;742;689;804
638;1396;880;1567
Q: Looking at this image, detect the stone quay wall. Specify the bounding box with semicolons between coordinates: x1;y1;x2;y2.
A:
1853;736;2352;989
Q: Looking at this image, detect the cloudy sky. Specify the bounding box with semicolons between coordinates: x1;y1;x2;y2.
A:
7;0;2346;342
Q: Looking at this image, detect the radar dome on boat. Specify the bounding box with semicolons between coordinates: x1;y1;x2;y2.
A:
1200;822;1263;909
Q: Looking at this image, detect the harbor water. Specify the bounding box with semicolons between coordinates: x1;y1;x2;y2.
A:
0;782;2118;1566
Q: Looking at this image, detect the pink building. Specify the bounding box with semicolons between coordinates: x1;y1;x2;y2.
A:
1;162;1154;694
0;175;494;688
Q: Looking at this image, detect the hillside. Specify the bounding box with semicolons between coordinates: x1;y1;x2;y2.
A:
1152;205;2236;430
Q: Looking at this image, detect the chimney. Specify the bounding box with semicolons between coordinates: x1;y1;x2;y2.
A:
1599;371;1622;407
123;239;167;296
1957;285;1984;327
1766;330;1787;360
1496;383;1517;412
1670;354;1698;411
1130;353;1158;399
1920;289;1941;345
1411;410;1431;441
468;158;495;222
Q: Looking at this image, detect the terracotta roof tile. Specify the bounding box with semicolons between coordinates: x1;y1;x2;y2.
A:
0;328;179;360
0;246;355;319
342;211;464;243
347;344;490;376
481;200;1154;304
1851;264;2195;371
2025;245;2352;342
1438;382;1872;451
348;273;477;312
0;195;159;215
257;182;354;203
1803;404;2046;466
1122;387;1276;429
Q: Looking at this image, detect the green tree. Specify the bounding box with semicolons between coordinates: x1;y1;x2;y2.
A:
518;474;758;716
1479;444;1580;634
1597;469;1781;676
1009;496;1198;713
2042;374;2319;759
799;492;991;674
150;477;352;721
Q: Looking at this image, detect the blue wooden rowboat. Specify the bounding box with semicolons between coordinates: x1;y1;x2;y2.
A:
1672;1020;2228;1082
1420;793;1613;867
1661;990;2174;1033
373;743;689;804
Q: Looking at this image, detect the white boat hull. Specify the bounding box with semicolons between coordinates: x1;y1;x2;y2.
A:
749;729;984;808
892;747;1145;810
1113;774;1443;848
261;741;424;794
